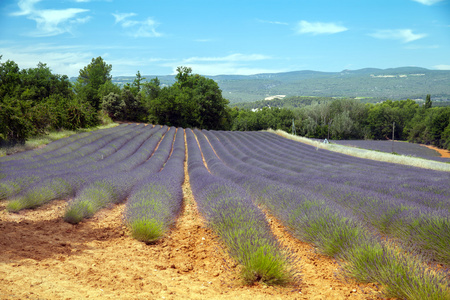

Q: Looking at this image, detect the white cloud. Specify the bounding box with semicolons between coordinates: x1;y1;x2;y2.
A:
411;0;444;5
295;20;348;35
112;12;137;24
34;8;89;36
113;13;162;38
0;43;95;76
11;0;90;36
369;29;427;43
11;0;40;16
433;64;450;70
257;19;289;26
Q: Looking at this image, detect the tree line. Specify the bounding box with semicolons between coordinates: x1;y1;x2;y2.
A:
231;96;450;150
0;56;230;145
1;56;449;151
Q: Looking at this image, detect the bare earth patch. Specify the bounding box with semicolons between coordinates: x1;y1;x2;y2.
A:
423;144;450;158
0;163;386;299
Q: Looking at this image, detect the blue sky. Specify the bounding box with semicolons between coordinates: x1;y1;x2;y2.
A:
1;0;449;77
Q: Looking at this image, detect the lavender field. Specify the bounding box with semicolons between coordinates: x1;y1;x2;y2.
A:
329;139;450;163
1;124;449;299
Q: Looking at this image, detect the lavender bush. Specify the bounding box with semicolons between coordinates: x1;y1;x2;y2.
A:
0;124;144;197
63;126;176;223
7;126;166;212
198;129;449;299
186;129;293;285
1;124;137;173
123;128;185;242
0;124;127;164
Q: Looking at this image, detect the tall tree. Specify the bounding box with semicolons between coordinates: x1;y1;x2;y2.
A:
147;66;230;129
424;94;432;109
75;56;112;110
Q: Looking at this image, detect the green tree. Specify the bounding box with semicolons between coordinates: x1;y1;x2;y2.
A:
98;80;121;100
424;94;432;109
442;124;450;150
141;77;161;101
19;62;72;102
147;66;230;129
0;59;21;100
0;96;33;144
75;56;112;110
102;93;125;120
122;88;146;121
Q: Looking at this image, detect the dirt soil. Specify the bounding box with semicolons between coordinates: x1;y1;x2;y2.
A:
0;164;387;299
423;144;450;158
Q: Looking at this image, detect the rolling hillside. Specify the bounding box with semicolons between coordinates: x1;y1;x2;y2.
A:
72;67;450;104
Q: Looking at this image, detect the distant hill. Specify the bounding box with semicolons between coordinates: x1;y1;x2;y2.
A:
70;67;450;104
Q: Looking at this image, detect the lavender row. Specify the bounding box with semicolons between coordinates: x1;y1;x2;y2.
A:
123;128;185;242
198;129;358;255
228;131;450;212
208;130;450;264
0;127;105;163
0;123;132;169
186;129;293;285
64;126;177;223
330;139;450;162
0;124;130;165
0;126;164;201
1;124;143;173
6;126;169;212
219;131;450;211
258;130;450;189
197;130;449;299
0;127;143;200
6;124;154;180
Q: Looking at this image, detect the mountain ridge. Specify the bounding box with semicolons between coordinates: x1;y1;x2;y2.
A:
70;66;450;103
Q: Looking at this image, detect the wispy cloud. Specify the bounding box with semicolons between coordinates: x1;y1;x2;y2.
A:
112;12;137;23
12;0;90;37
113;13;162;38
0;43;95;76
411;0;444;5
404;44;439;49
295;20;348;35
257;19;289;26
433;64;450;70
369;29;427;43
